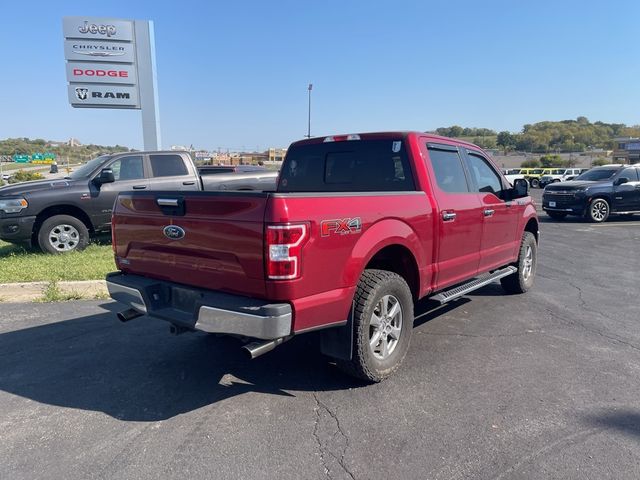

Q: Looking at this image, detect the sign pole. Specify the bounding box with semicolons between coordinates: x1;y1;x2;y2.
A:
134;20;161;150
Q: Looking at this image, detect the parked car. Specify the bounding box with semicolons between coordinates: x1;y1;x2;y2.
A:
503;168;527;187
1;174;10;181
107;132;538;382
519;168;545;188
0;151;277;253
538;168;567;188
542;164;640;222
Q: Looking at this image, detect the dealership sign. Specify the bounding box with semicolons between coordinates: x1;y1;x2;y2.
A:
63;17;140;108
63;16;161;149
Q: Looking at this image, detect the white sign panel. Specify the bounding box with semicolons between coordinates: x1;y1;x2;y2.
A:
63;17;133;41
64;39;136;63
66;62;137;85
63;16;161;149
68;84;139;108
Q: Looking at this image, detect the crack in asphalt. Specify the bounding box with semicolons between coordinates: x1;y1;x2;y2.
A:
541;305;640;353
312;393;355;480
422;330;545;339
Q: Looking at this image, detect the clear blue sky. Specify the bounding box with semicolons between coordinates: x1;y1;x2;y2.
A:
1;0;638;151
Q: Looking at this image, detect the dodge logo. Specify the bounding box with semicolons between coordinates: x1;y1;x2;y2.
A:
163;225;185;240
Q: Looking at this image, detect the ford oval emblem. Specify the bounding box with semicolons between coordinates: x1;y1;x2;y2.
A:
163;225;185;240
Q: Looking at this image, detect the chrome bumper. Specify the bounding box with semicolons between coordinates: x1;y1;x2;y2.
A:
106;272;292;340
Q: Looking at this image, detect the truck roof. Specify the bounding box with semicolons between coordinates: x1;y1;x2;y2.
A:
289;132;483;150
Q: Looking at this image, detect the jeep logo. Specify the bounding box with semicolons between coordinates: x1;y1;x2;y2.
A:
78;21;116;37
163;225;185;240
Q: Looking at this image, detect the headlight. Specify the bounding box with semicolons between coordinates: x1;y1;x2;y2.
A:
0;198;28;214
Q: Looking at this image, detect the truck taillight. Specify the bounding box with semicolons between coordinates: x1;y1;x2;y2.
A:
266;223;309;280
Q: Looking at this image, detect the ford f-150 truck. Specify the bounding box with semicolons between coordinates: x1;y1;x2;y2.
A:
0;151;277;253
107;132;538;382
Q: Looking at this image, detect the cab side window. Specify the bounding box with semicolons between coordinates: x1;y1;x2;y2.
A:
427;146;470;193
466;153;503;196
149;154;189;177
109;155;144;181
619;168;640;182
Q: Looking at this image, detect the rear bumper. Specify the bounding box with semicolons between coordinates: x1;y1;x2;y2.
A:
106;272;292;340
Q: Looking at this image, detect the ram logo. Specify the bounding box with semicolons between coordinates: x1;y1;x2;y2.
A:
163;225;185;240
321;217;362;237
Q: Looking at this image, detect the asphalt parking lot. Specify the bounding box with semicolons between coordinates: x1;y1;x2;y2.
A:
1;190;639;480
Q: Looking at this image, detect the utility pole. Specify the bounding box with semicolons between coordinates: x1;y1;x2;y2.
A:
306;83;313;138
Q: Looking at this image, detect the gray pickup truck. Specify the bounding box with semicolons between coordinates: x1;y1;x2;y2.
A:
0;150;278;253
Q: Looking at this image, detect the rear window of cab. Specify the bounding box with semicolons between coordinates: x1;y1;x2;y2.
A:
278;139;416;192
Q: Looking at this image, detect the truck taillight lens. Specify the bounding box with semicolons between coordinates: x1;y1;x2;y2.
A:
266;223;309;280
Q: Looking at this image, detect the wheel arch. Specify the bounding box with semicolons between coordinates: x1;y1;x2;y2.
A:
32;205;95;243
524;216;539;243
348;218;427;299
363;244;420;301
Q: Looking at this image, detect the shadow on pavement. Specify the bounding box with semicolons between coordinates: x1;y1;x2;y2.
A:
0;297;463;422
584;410;640;438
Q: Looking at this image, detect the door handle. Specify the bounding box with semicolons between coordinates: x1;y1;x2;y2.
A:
483;209;495;217
132;185;147;190
183;181;196;186
442;211;457;221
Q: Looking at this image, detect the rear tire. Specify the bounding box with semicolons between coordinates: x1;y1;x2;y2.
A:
501;231;537;294
337;269;413;383
530;178;540;188
37;215;89;254
585;198;609;223
546;211;567;220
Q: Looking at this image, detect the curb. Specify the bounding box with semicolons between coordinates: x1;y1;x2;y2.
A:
0;280;108;303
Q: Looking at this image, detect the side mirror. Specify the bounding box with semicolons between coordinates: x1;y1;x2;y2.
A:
512;178;529;198
94;168;115;185
614;177;628;186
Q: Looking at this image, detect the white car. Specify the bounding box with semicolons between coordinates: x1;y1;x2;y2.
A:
502;169;527;186
1;174;10;181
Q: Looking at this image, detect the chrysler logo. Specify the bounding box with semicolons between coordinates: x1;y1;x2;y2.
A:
163;225;185;240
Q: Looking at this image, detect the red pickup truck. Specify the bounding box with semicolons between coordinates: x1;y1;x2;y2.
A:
107;132;538;382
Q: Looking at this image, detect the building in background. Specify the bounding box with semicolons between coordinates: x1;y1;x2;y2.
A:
613;137;640;164
268;148;287;163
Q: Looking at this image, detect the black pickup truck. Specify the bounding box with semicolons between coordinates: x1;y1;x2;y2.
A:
0;151;277;253
542;164;640;222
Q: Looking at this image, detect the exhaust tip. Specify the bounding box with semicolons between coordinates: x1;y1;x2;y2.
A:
242;336;291;359
117;308;143;323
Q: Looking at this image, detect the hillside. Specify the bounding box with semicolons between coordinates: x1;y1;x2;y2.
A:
432;117;640;153
0;138;133;162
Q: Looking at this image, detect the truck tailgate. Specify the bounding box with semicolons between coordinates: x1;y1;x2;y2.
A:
112;191;269;297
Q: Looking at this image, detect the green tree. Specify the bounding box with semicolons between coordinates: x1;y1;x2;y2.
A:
497;131;516;153
521;159;541;168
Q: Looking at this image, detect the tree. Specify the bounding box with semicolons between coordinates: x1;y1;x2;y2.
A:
521;159;541;168
497;131;516;153
539;154;562;167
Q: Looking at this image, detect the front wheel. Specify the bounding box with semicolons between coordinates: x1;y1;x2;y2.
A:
530;178;540;188
501;231;537;294
585;198;609;223
337;269;414;383
37;215;89;254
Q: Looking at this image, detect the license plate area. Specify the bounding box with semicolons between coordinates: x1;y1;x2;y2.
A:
171;286;204;313
549;201;556;207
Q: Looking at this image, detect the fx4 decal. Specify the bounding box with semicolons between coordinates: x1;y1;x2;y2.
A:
321;217;362;237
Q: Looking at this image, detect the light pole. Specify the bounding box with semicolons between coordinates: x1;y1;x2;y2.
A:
306;83;313;138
